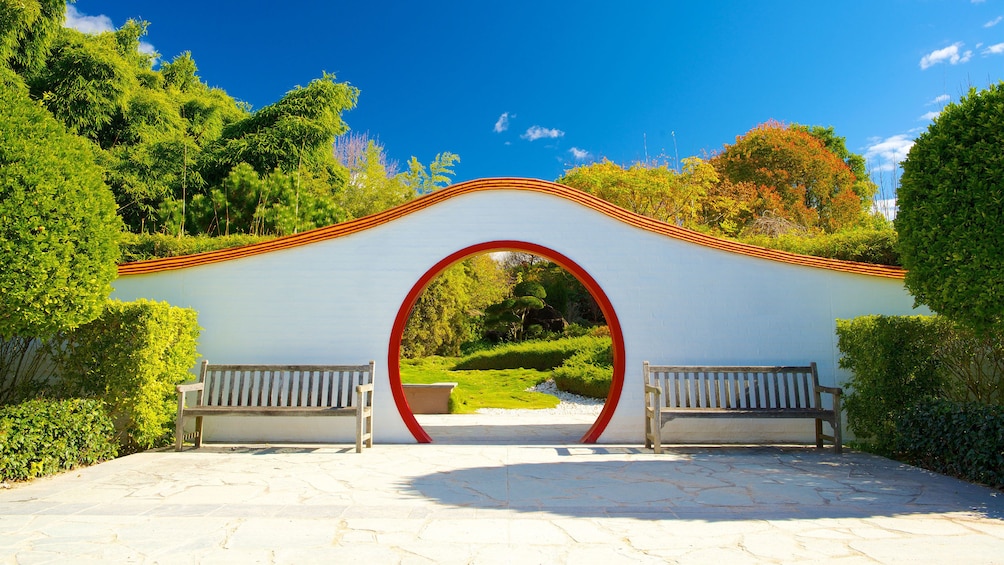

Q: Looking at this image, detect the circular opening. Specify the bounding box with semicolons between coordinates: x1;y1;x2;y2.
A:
388;240;625;443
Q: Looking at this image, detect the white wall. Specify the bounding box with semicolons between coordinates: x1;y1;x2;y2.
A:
113;187;926;444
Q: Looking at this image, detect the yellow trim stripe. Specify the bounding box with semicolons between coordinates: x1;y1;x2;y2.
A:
117;177;906;279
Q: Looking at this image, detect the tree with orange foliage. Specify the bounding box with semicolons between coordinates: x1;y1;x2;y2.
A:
709;121;874;234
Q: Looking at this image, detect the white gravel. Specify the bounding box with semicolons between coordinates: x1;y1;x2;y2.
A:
476;379;604;415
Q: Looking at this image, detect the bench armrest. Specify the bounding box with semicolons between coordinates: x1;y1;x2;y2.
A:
176;382;205;393
815;384;842;397
356;382;374;394
644;384;662;395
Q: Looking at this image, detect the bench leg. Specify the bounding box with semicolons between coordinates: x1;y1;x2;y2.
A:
194;416;204;449
175;411;185;451
815;418;824;449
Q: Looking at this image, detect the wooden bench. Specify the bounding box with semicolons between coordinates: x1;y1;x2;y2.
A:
176;361;375;453
643;362;842;454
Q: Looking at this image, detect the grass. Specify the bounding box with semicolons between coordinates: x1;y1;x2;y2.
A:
399;356;559;414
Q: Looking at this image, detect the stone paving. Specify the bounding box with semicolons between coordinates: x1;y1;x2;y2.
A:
1;417;1003;563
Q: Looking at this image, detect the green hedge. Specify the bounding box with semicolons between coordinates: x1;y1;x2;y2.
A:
739;228;899;266
896;399;1004;490
0;398;117;482
836;315;948;454
453;335;608;371
552;340;613;399
51;299;200;453
119;232;274;263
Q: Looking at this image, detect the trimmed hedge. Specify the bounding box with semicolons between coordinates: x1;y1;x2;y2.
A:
896;399;1004;490
739;227;899;266
0;398;117;482
552;340;613;399
119;232;274;263
836;315;947;454
453;335;609;371
51;299;200;453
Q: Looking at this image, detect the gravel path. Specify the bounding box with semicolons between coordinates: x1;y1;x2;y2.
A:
476;379;604;416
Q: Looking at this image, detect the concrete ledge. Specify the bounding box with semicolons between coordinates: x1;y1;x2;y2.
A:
403;383;457;414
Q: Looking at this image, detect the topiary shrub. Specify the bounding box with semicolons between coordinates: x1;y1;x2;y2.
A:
453;335;607;371
51;299;200;453
739;227;899;265
896;82;1004;333
0;398;117;482
895;399;1004;490
119;232;275;262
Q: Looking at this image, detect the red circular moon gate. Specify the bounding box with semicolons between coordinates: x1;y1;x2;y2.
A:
387;240;626;443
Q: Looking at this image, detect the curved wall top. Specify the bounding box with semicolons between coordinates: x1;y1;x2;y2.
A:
113;177;918;445
118;177;905;279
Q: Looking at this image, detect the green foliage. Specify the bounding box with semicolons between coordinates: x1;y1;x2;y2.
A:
836;315;948;454
483;280;549;342
934;323;1004;406
119;232;275;262
51;300;200;453
399;356;557;414
0;398;117;482
895;399;1004;490
896;83;1004;333
0;79;121;341
453;335;608;371
552;339;613;399
0;0;64;75
399;151;460;195
558;157;718;227
401;255;510;358
738;227;900;265
332;133;413;219
200;73;358;184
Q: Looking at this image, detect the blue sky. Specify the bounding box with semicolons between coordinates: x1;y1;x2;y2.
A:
67;1;1004;208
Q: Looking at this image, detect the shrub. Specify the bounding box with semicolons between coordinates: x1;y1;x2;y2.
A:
552;340;613;399
738;227;899;265
836;315;948;454
51;299;200;453
0;398;117;482
453;335;608;371
896;399;1004;490
897;82;1004;332
119;232;275;262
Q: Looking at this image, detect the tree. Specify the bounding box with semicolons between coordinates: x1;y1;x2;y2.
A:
332;132;413;219
398;151;460;195
558;158;716;227
0;79;122;403
710;121;870;233
896;83;1004;332
483;281;549;342
0;0;64;75
401;255;509;357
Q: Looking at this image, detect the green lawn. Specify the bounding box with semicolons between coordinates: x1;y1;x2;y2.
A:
399;356;559;413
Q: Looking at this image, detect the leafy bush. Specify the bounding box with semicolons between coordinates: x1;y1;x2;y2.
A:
897;82;1004;332
119;232;275;262
552;340;613;399
453;335;608;371
0;398;117;482
836;315;948;454
51;299;200;453
739;227;899;265
896;399;1004;490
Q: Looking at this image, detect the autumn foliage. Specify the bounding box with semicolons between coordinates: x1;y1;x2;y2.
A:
709;120;869;233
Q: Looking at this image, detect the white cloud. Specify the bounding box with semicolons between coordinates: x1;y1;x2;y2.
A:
865;134;915;172
64;5;114;34
985;16;1002;27
569;147;590;161
919;42;973;69
493;112;511;133
928;94;950;105
919;110;941;121
983;42;1004;55
521;125;564;141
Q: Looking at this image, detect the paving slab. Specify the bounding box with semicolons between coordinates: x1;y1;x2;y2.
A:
1;417;1003;563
